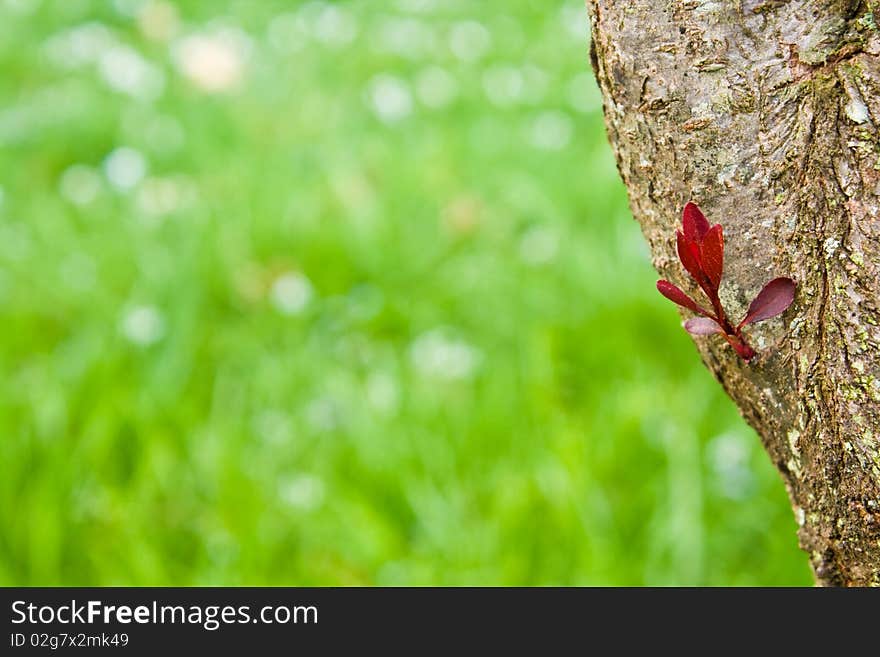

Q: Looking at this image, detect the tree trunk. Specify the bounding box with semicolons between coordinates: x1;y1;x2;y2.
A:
587;0;880;585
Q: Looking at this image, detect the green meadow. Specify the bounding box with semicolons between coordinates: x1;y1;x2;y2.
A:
0;0;811;585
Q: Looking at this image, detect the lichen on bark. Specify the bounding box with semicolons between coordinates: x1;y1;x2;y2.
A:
588;0;880;585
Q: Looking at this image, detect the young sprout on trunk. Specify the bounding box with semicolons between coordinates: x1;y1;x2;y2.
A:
656;202;796;362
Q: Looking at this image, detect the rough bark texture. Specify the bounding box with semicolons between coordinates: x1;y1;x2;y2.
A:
588;0;880;585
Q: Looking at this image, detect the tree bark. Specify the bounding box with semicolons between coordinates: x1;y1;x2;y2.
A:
587;0;880;585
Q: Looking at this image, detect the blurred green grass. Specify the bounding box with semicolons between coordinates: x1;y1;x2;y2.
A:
0;0;811;585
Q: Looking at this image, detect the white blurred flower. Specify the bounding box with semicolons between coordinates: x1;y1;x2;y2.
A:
449;20;491;61
366;371;399;415
560;2;590;41
252;408;293;444
59;164;102;205
103;147;147;191
135;176;187;219
410;328;481;381
112;0;142;17
44;22;116;69
483;65;524;107
5;0;40;15
373;17;434;58
279;474;325;510
529;111;573;151
415;66;458;109
99;45;165;100
173;30;249;93
367;74;413;123
519;226;560;266
708;433;754;500
271;272;313;315
309;3;357;47
305;397;339;432
120;305;165;346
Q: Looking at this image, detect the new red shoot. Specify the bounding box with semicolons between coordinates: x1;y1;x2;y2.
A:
656;202;796;362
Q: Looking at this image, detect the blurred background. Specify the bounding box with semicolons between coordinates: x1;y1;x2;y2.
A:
0;0;811;585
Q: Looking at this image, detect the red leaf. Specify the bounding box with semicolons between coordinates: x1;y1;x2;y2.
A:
684;317;723;335
699;224;724;289
738;277;796;328
656;280;713;317
676;231;705;284
682;202;710;242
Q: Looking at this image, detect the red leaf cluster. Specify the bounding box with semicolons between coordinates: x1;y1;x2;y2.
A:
657;202;796;362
